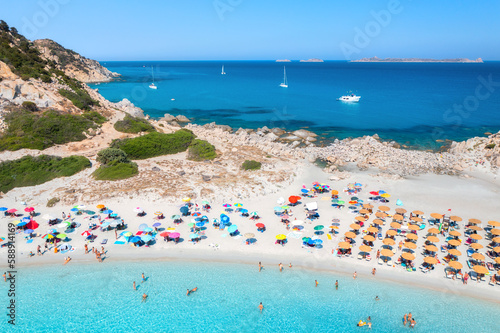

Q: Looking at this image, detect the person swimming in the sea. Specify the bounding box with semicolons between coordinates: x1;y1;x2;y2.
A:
258;302;264;313
142;294;148;302
186;287;198;296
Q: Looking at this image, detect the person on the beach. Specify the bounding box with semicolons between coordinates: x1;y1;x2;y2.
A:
62;212;66;219
403;313;407;326
279;263;283;272
372;268;376;275
63;257;71;265
376;250;380;259
84;244;88;254
142;273;146;283
258;302;264;313
133;281;136;290
259;262;263;272
142;294;148;302
315;280;318;287
335;280;338;290
353;271;357;279
3;272;6;282
37;245;41;256
398;241;403;251
289;263;292;268
464;272;469;285
28;251;35;257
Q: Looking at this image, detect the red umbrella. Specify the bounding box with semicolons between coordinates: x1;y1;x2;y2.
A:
289;196;298;204
370;191;379;195
160;232;170;237
81;230;91;236
26;221;39;230
6;208;17;213
256;223;265;228
24;207;35;212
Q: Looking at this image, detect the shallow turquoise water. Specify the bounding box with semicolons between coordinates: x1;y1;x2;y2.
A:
1;261;499;332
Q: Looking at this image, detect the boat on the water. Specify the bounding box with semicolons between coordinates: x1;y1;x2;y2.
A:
149;66;157;89
221;65;226;75
280;66;288;88
337;93;360;102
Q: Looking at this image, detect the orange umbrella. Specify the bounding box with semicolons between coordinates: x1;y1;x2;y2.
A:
448;239;461;246
493;237;500;243
428;228;440;234
355;216;366;222
424;257;438;264
375;212;387;219
383;238;395;245
427;235;439;243
345;231;357;239
467;225;482;231
488;221;500;227
386;230;397;236
495;257;500;264
359;245;372;252
359;209;370;215
473;265;488;274
430;213;443;219
390;222;402;229
338;242;351;249
493;246;500;253
490;228;500;236
367;226;379;233
401;253;415;260
412;210;424;215
378;206;390;212
471;253;485;261
373;219;384;226
331;190;339;195
450;216;462;222
449;261;463;269
448;249;461;256
425;245;438;252
404;242;417;249
468;218;481;225
408;224;420;231
393;214;404;221
449;230;461;237
96;204;105;209
406;233;418;240
363;235;375;242
470;243;483;250
363;203;374;209
350;223;361;230
395;208;407;214
381;249;394;257
470;234;483;240
410;216;423;222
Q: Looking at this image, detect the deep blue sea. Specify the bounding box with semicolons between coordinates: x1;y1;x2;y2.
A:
2;261;499;332
90;61;500;149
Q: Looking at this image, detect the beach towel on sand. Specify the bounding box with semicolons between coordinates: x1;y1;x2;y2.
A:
101;239;108;244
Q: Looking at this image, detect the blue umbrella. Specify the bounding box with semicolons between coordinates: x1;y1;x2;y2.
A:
227;225;238;233
196;222;205;227
0;207;7;211
194;217;202;222
22;216;31;222
138;224;148;231
143;227;153;232
180;206;189;214
24;229;34;234
307;239;315;245
355;183;362;187
130;236;141;243
100;222;110;228
378;190;386;194
314;239;323;244
274;206;284;212
17;222;27;227
70;208;79;212
240;209;248;213
301;189;309;193
103;210;113;214
189;233;199;239
220;214;230;224
141;235;153;242
152;222;161;227
201;215;208;221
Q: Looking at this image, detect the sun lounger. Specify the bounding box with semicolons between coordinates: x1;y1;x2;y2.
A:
357;254;363;260
378;258;383;265
445;270;454;279
387;259;392;266
101;239;108;244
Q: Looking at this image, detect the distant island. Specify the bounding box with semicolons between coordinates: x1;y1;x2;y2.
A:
276;59;291;62
300;58;324;62
352;56;483;63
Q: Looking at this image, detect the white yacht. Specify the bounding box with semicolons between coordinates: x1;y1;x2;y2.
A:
221;65;226;75
337;93;360;102
149;66;157;89
279;66;288;88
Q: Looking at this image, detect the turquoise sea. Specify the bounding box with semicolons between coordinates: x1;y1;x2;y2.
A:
2;261;499;332
90;61;500;150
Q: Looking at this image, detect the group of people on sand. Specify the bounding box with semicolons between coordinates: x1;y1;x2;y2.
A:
403;313;416;328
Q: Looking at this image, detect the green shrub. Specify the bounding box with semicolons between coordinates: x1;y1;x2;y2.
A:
111;129;195;160
59;88;99;111
22;101;38;112
47;197;60;207
0;109;99;151
92;160;138;180
187;139;217;161
114;114;155;133
96;148;130;165
485;143;496;149
0;155;91;193
82;111;106;125
242;160;261;170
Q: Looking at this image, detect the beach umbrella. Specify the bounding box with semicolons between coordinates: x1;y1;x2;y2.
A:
393;214;404;221
143;227;153;232
386;230;397;236
345;231;357;239
350;223;361;230
329;226;338;230
227;225;238;233
449;261;463;270
390;222;402;229
425;245;438;252
410;216;423;222
276;234;287;240
470;234;483;240
152;222;161;228
201;201;210;205
250;211;259;216
395;208;407;214
381;193;391;198
302;237;311;242
367;227;378;233
255;223;265;228
470;243;483;250
471;253;485;261
121;231;133;237
6;208;17;213
26;221;39;230
381;249;394;257
171;215;181;220
493;246;500;253
359;245;372;252
375;212;387;219
293;220;304;225
363;235;375;242
274;206;284;212
373;219;384;226
223;203;232;208
424;257;438;265
406;233;418;240
134;207;144;213
488;221;500;227
496;257;500;264
57;233;67;239
301;189;309;193
0;207;8;211
450;216;462;222
491;229;500;236
430;213;443;219
191;212;201;217
103;210;113;214
314;225;324;231
160;232;170;237
412;210;424;215
188;223;195;228
169;232;180;239
448;249;461;256
448;239;461;247
493;237;500;243
383;238;395;245
378;206;390;212
180;206;189;214
363;203;374;209
354;216;366;222
337;200;345;205
239;209;249;214
96;204;105;209
369;191;379;196
138;224;148;231
234;203;243;207
130;236;141;243
100;221;111;228
24;229;34;234
355;183;362;187
467;225;482;231
359;209;370;215
468;218;481;225
473;265;488;275
428;228;440;234
408;224;420;231
70;208;79;212
449;230;461;237
244;233;255;239
24;207;35;212
141;235;154;242
189;233;199;240
17;221;27;227
401;253;415;261
196;222;205;227
404;242;417;249
182;197;191;202
154;211;163;216
426;236;439;243
281;205;290;210
348;201;358;205
338;242;351;249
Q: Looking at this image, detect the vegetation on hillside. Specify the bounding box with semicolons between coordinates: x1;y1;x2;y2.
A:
0;108;101;151
187;139;217;161
242;160;262;170
110;129;196;160
0;155;91;193
92;148;138;180
114;114;155;133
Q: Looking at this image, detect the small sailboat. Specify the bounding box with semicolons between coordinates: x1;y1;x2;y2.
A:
280;66;288;88
149;66;157;89
221;65;226;75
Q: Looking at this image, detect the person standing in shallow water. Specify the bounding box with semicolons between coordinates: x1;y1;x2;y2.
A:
259;262;263;272
258;302;264;313
279;263;283;272
335;280;338;290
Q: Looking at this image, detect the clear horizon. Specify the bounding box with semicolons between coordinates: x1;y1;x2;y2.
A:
2;0;499;61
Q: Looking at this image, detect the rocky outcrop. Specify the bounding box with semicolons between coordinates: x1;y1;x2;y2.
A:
34;39;120;83
449;132;500;168
113;99;144;118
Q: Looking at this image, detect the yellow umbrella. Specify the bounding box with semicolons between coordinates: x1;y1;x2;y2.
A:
448;249;461;256
449;261;463;270
449;230;461;237
359;245;372;252
404;242;417;249
401;253;415;260
473;265;488;275
470;234;482;240
490;228;500;236
276;234;287;240
386;230;397;236
373;219;384;226
448;239;461;246
381;249;394;257
345;231;357;239
424;257;438;264
182;197;191;202
408;224;420;231
428;228;440;234
363;235;375;242
471;253;485;261
425;245;438;252
430;213;443;219
470;243;483;250
406;233;418;240
450;216;462;222
488;221;500;227
427;235;439;243
350;223;361;230
378;206;390;212
338;242;351;249
383;238;395;245
395;208;407;214
355;216;366;222
390;222;402;229
493;237;500;243
329;225;338;229
381;193;390;198
393;214;404;221
468;218;481;225
493;246;500;253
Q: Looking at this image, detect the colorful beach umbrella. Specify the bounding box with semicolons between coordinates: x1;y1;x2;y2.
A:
152;222;161;227
192;212;201;217
57;233;67;239
171;215;181;220
227;225;238;233
24;207;35;212
103;210;113;214
189;234;199;239
130;236;141;243
138;224;148;231
141;235;154;242
160;232;170;237
234;203;243;207
256;223;265;228
169;232;180;238
154;211;163;215
276;234;287;240
0;207;8;211
182;197;191;202
121;231;133;237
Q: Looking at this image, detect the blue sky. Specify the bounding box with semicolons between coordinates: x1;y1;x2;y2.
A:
2;0;499;60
